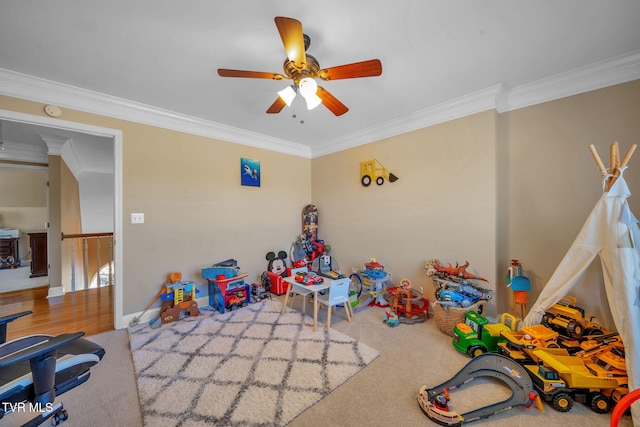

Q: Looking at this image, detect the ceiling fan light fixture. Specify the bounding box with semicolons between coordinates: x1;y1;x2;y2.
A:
299;77;321;110
277;85;297;106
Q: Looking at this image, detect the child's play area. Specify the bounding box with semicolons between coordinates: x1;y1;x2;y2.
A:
1;3;639;427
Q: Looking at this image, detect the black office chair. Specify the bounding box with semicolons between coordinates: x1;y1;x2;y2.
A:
0;311;105;426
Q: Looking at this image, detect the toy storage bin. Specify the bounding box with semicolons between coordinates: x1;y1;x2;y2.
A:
433;300;486;336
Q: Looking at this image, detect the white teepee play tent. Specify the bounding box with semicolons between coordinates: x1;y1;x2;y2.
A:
522;143;640;422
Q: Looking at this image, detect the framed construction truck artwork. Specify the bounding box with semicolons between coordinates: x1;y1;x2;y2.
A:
240;158;261;187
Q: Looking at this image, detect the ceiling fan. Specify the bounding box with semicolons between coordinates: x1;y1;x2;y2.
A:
217;16;382;116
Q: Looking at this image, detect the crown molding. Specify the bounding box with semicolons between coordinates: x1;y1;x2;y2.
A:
0;138;49;164
1;50;639;159
38;133;69;156
498;50;640;113
312;85;504;158
315;51;640;157
59;138;81;180
0;69;312;159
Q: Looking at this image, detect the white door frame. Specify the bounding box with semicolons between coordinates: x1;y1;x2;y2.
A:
0;109;124;329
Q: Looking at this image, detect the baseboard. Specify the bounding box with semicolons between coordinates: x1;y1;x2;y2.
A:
47;286;65;298
121;295;211;329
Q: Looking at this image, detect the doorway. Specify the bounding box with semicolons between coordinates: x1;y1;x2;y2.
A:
0;109;124;329
0;165;49;293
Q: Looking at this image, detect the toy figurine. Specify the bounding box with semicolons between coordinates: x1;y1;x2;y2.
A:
433;390;450;411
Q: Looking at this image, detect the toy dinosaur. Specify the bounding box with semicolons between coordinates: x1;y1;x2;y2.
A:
427;259;488;282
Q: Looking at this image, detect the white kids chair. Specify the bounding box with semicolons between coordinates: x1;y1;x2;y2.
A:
317;277;352;328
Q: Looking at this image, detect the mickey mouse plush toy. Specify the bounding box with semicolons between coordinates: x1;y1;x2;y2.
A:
266;250;288;277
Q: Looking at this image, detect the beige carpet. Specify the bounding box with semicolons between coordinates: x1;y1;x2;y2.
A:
0;294;634;427
127;299;379;426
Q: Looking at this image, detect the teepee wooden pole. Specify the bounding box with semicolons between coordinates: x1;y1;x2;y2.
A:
589;143;636;191
606;143;637;191
619;144;637;169
607;142;620;189
589;144;607;177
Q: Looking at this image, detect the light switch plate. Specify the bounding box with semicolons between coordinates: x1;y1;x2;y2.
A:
131;213;144;224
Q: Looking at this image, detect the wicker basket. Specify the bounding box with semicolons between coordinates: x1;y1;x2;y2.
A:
433;300;487;336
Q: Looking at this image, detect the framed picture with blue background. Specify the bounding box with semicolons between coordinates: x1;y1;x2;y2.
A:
240;158;261;187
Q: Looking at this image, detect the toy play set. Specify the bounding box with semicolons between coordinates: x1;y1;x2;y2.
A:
351;258;392;312
132;161;637;425
417;353;544;426
148;272;200;328
383;278;429;325
202;259;251;314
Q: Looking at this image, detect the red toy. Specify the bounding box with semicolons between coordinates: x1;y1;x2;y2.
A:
294;271;324;285
386;279;430;323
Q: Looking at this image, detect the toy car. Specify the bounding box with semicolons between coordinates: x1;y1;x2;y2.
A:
382;309;399;327
294;271;324;285
251;282;270;301
227;290;248;310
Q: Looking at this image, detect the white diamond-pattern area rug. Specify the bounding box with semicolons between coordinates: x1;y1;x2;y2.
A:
128;299;379;426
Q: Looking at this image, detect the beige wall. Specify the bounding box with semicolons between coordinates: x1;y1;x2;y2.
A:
504;80;640;329
0;94;312;314
0;167;47;260
312;80;640;324
312;110;498;312
1;80;638;325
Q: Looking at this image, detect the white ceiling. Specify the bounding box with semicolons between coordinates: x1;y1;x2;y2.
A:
0;1;639;159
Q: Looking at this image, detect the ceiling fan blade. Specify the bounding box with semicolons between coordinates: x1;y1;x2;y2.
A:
318;59;382;81
274;16;306;69
266;97;287;114
218;69;285;80
317;86;349;116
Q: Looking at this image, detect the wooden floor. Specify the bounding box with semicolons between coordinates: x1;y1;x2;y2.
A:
0;285;114;342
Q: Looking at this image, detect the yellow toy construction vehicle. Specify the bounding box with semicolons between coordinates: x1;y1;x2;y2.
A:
498;324;562;364
541;295;608;338
524;338;628;414
360;159;398;187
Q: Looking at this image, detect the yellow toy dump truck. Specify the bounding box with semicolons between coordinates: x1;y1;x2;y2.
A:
524;345;628;414
498;324;563;364
360;159;398;187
